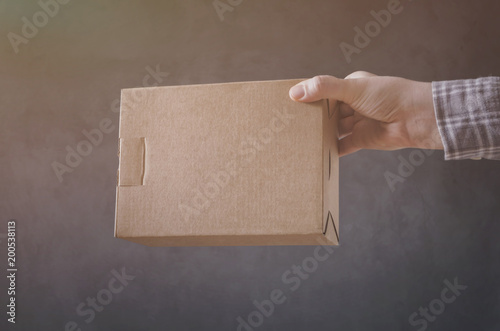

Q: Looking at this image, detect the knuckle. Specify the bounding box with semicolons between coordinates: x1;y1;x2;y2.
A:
345;71;374;79
352;70;368;77
309;75;329;94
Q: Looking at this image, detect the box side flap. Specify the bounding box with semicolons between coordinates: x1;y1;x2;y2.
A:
322;99;340;245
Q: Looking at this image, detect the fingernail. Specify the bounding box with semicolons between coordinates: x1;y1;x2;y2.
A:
290;84;305;100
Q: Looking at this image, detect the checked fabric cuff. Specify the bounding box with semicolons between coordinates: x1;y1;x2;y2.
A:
432;77;500;160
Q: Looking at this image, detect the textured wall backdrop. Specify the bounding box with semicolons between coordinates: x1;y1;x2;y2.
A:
1;0;499;330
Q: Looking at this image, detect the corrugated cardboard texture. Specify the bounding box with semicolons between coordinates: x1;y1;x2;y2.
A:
115;79;339;246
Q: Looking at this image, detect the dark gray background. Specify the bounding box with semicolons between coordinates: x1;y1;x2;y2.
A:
1;0;499;330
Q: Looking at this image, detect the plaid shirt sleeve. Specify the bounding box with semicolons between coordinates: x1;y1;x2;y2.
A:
432;77;500;160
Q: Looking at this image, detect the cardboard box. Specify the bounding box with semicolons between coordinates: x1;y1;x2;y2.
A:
114;79;339;246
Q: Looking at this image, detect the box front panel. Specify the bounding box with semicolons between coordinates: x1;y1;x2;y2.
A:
116;80;325;240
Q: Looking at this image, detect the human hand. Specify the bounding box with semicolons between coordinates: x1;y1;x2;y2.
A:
289;71;444;156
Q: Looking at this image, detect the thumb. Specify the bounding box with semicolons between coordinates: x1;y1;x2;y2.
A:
289;75;361;104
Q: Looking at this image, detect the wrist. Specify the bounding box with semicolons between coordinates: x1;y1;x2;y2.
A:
406;81;444;150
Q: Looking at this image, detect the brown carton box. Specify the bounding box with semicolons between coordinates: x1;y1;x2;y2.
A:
114;79;339;246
